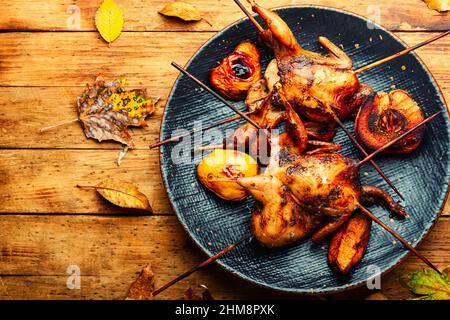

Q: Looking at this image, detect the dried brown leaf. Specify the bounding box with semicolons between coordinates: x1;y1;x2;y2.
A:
127;264;155;300
77;78;156;148
95;0;124;44
159;1;211;25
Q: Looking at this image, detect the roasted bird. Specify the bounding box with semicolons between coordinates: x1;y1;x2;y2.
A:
247;1;374;137
236;149;405;248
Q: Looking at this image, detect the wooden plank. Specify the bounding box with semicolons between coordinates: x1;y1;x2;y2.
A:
0;32;448;88
0;149;173;214
0;214;448;300
0;87;166;150
0;0;448;32
0;32;212;87
0;32;448;149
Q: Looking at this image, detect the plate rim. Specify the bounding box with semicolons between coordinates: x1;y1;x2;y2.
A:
158;5;450;294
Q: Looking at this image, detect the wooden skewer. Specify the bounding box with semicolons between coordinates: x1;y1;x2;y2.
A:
234;0;264;32
193;139;338;152
356;112;440;168
152;233;252;297
329;112;404;200
171;62;263;130
150;111;337;149
355;31;450;74
357;203;441;274
194;144;222;152
149;113;250;149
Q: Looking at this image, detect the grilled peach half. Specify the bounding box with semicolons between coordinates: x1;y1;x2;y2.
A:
210;42;262;100
197;149;259;201
328;213;372;275
355;90;425;154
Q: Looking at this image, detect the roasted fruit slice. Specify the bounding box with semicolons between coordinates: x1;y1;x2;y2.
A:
327;213;372;275
197;149;259;201
210;42;262;100
355;90;425;154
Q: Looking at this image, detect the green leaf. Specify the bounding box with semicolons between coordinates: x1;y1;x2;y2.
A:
401;269;450;300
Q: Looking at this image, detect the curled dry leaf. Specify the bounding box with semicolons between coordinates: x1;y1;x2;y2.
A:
183;285;214;300
423;0;449;12
95;0;124;44
401;269;450;300
127;264;155;300
159;1;211;26
78;178;152;212
77;78;156;148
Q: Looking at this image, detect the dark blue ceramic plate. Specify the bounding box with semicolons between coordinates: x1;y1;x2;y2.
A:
160;6;450;294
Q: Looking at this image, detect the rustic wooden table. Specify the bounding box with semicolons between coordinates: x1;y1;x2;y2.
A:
0;0;448;300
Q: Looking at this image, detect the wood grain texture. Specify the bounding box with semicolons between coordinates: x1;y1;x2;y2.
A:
0;32;212;87
0;32;449;88
0;0;448;300
0;147;447;216
0;215;448;300
0;32;448;149
0;149;172;214
0;0;448;32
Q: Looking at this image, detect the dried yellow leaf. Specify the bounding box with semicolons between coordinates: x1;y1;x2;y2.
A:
78;178;152;212
95;0;124;44
159;1;202;22
423;0;449;12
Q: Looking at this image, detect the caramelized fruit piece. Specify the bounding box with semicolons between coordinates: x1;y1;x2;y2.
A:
245;79;270;112
210;42;262;100
264;59;280;92
355;90;425;154
327;213;371;275
197;149;259;201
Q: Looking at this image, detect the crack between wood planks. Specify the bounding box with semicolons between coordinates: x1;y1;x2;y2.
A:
0;212;174;216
